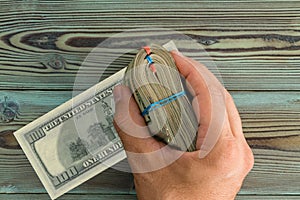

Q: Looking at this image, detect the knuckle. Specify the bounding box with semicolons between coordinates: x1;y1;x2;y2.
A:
221;139;237;160
243;145;255;173
209;139;237;169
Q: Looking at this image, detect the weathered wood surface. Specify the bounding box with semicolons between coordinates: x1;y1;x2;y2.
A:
0;91;299;196
0;0;300;91
0;0;300;199
0;194;299;200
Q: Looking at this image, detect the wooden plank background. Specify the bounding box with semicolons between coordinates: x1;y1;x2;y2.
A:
0;0;299;199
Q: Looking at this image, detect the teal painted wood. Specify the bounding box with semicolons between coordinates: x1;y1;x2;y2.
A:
236;196;300;200
0;194;300;200
0;1;300;91
0;161;134;194
1;90;299;133
1;0;300;199
0;194;138;200
0;91;299;195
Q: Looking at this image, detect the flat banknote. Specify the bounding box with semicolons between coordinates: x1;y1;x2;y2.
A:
14;68;127;199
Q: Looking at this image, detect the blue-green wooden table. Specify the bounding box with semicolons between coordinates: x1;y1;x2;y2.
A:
0;1;299;199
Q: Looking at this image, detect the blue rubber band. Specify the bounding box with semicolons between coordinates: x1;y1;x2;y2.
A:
146;55;154;64
141;91;186;116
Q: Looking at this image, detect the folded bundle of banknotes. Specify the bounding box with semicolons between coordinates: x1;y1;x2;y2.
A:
124;44;197;151
14;43;198;199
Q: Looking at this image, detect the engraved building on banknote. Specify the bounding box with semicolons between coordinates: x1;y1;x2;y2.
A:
69;100;116;161
86;100;116;152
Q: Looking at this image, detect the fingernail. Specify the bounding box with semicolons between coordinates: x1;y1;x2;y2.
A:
113;85;122;103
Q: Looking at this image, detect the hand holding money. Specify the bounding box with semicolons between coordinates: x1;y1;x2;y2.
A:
14;41;253;199
113;51;254;200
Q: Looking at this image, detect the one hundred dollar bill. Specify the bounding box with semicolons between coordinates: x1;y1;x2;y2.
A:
14;68;127;199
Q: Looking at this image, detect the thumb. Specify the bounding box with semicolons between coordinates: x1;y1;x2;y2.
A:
113;84;162;153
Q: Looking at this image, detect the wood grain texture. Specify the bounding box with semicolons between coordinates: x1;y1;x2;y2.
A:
0;194;137;200
0;152;133;194
0;91;299;195
1;0;300;199
236;196;300;200
0;194;300;200
0;0;300;90
1;91;299;135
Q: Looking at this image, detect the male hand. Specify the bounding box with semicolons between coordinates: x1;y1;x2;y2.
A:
113;51;254;200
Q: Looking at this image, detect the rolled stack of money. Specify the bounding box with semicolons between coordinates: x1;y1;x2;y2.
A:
124;44;198;152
